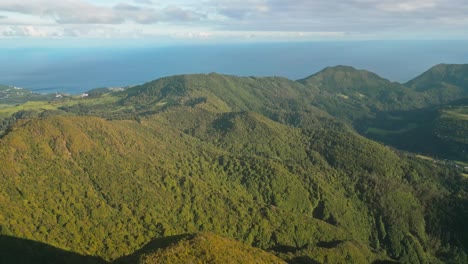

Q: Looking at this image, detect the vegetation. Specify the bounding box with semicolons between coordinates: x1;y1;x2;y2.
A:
0;85;56;106
130;233;286;264
0;64;467;263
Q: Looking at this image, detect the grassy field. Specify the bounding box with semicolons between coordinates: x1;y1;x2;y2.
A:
0;93;121;117
442;107;468;121
0;101;58;115
365;123;418;136
416;155;436;162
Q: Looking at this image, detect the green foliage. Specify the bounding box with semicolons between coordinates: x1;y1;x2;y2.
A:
0;64;467;264
0;85;56;106
134;233;286;264
406;64;468;93
0;113;465;263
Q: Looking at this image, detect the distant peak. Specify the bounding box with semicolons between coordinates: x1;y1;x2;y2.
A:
306;65;376;80
323;65;359;72
426;63;468;72
298;65;390;87
406;63;468;89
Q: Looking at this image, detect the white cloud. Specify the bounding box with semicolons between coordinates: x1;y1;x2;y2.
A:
1;25;51;37
172;31;214;39
0;0;467;39
163;5;205;22
0;0;122;24
376;1;437;12
132;0;154;5
0;0;204;25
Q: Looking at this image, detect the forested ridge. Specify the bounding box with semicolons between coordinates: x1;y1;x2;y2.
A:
0;64;467;263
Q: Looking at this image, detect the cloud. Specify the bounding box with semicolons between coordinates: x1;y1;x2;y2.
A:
1;25;50;37
207;0;468;34
172;31;214;39
214;0;270;19
59;25;131;38
352;0;439;12
375;1;437;12
112;4;205;24
112;3;160;24
162;6;205;22
0;0;123;24
114;3;144;12
0;0;204;25
133;0;154;5
0;23;146;38
0;0;467;39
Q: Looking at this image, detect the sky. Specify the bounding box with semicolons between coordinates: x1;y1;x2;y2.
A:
0;0;467;43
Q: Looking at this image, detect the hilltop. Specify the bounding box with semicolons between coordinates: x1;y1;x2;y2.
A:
118;233;287;264
406;63;468;91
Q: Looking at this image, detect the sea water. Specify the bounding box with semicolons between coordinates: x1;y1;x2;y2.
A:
0;40;467;94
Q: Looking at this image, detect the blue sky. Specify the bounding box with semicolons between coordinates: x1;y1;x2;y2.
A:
0;0;467;43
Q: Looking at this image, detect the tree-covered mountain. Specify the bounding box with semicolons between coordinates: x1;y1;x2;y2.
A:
297;66;425;122
346;64;468;162
405;64;468;105
0;64;467;263
406;64;468;92
116;233;287;264
298;65;405;97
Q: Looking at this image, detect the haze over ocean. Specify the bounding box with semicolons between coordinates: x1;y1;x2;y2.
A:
1;40;467;94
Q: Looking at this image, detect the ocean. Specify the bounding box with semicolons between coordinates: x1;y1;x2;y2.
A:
1;40;467;94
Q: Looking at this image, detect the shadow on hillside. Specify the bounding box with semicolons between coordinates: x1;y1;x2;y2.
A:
113;234;192;264
287;256;320;264
356;106;468;161
372;260;400;264
0;235;107;264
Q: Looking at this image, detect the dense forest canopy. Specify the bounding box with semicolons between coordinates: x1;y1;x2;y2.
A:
0;64;467;263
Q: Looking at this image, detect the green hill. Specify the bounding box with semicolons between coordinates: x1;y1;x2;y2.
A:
299;66;423;106
406;64;468;91
298;64;468;162
299;65;400;94
120;233;287;264
405;64;468;104
120;73;326;126
0;65;467;263
433;102;468;161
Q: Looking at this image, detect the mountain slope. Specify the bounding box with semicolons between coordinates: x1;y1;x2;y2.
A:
299;65;399;94
405;64;468;104
0;66;467;263
122;73;318;114
129;233;287;264
296;66;428;122
1;107;466;263
299;66;422;105
0;115;380;262
116;73;332;130
406;64;468;91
